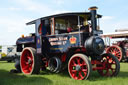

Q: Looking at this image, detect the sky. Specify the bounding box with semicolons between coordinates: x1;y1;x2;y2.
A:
0;0;128;45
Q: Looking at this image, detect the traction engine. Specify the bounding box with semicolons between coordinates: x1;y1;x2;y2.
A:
102;31;128;62
16;7;120;80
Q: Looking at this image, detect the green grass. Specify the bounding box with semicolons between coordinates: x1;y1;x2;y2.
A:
0;61;128;85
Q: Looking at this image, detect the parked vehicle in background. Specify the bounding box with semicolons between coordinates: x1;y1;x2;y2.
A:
0;45;20;62
102;29;128;62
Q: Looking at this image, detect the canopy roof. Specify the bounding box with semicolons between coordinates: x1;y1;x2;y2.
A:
101;31;128;38
26;12;102;25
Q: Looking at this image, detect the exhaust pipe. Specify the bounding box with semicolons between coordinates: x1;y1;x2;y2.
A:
88;6;98;35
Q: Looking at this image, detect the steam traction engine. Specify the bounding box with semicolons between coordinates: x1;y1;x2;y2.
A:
16;7;120;80
102;30;128;62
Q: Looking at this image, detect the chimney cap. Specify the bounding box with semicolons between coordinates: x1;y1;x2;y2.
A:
88;6;98;11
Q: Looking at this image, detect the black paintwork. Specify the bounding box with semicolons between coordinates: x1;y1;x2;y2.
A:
16;7;104;57
26;12;102;25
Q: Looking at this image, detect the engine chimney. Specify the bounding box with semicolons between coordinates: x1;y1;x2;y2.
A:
89;6;98;35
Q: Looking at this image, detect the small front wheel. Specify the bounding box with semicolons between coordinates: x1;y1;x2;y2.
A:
68;53;91;80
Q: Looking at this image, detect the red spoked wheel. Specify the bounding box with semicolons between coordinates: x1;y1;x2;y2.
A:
106;45;123;62
68;54;91;80
97;53;120;77
20;47;41;75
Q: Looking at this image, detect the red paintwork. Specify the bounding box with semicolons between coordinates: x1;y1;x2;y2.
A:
107;40;128;61
42;57;48;67
106;45;122;61
91;55;116;76
91;60;102;70
68;56;88;80
61;54;67;62
38;24;42;35
45;61;48;67
75;48;86;53
21;49;33;74
98;55;116;76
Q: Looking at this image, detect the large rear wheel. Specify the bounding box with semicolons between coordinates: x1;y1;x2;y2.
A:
20;47;41;75
68;53;91;80
97;53;120;77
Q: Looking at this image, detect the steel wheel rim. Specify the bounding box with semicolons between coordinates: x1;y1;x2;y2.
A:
107;46;122;61
99;55;116;76
69;56;88;80
21;49;34;74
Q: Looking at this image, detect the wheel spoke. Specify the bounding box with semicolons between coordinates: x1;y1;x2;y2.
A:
111;48;114;52
83;71;87;76
110;50;113;53
72;71;77;78
79;71;84;80
80;61;86;66
72;60;77;66
76;57;81;65
72;70;77;73
82;69;87;72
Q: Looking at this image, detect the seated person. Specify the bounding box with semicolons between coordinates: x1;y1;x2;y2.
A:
80;19;91;32
80;25;89;32
67;27;73;33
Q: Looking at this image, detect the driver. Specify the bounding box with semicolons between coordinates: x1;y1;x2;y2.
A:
80;18;90;32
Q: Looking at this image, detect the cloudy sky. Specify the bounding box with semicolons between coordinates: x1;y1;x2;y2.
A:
0;0;128;45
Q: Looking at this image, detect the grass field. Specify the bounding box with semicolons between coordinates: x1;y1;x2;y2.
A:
0;61;128;85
